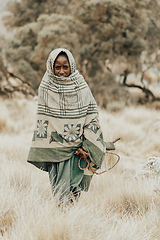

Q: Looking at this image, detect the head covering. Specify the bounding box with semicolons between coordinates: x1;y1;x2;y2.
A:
42;48;82;86
46;48;76;75
27;48;106;171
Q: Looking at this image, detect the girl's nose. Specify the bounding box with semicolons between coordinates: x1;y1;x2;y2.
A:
60;67;64;74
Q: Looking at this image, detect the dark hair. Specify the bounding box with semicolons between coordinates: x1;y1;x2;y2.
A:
54;51;70;67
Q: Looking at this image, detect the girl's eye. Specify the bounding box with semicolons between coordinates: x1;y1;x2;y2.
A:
63;65;69;70
55;66;61;70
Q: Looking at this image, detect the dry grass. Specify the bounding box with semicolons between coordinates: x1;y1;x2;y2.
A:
0;97;160;240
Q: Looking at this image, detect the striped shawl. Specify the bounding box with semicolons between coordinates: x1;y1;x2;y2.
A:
27;48;106;171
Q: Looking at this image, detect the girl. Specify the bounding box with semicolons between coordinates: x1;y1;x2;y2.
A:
27;48;108;203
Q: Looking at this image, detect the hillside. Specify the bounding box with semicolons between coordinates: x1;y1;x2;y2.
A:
0;97;160;239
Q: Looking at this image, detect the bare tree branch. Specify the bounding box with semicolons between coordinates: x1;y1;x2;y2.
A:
122;72;160;102
0;61;36;97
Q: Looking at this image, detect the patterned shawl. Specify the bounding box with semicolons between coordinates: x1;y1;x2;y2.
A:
27;48;106;171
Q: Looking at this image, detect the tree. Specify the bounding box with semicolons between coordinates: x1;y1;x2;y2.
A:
4;13;84;89
2;0;160;106
77;0;160;73
0;36;36;97
75;0;160;104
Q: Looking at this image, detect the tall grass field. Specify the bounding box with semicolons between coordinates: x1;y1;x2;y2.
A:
0;97;160;240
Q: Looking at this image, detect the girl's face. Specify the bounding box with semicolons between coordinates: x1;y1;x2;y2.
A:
54;55;70;77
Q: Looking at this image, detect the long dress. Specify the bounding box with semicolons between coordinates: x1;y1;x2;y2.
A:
48;155;93;202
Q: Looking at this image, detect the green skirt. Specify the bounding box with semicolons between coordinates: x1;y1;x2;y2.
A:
48;154;93;202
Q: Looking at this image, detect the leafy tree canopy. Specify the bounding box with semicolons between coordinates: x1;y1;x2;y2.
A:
2;0;160;106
